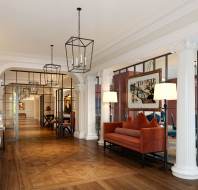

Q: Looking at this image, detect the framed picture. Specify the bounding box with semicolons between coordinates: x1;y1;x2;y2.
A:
19;102;25;110
128;69;161;111
64;95;72;114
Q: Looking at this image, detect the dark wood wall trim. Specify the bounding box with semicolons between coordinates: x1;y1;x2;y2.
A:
113;52;172;74
113;53;172;121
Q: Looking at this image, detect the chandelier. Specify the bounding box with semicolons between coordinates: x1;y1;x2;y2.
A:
43;45;61;86
65;7;94;73
29;81;39;94
20;86;30;100
29;73;39;94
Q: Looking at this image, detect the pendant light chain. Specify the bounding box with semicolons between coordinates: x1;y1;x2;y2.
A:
78;8;81;38
43;44;61;87
51;45;54;65
77;7;81;66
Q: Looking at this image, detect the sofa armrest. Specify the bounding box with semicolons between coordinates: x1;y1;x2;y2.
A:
140;127;165;154
103;122;123;135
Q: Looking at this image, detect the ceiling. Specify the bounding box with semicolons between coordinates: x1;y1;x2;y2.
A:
0;0;194;61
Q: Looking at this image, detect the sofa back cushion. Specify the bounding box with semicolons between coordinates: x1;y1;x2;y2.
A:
114;128;140;137
122;121;133;129
147;118;160;128
122;113;149;130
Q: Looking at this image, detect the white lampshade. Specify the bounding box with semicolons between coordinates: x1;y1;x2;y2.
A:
154;83;177;100
103;91;118;103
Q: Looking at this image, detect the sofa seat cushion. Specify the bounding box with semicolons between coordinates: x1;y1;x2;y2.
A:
104;133;140;149
114;128;140;137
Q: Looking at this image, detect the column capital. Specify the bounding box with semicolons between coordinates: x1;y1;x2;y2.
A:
181;40;198;50
101;68;114;77
74;82;85;92
84;74;97;82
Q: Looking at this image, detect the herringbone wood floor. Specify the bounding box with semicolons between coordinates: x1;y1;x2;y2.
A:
0;118;198;190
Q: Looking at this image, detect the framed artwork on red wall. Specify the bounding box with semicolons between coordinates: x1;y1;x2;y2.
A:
128;69;162;111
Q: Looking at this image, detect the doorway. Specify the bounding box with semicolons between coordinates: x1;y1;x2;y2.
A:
1;69;76;141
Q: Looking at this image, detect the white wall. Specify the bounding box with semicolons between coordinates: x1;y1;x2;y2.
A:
19;97;40;119
19;100;34;118
168;53;179;79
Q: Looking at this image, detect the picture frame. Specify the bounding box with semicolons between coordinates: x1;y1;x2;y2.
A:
64;95;72;114
128;69;161;111
19;102;25;110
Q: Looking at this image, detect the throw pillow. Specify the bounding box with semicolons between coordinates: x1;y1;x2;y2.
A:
122;121;133;129
147;118;160;128
131;113;149;130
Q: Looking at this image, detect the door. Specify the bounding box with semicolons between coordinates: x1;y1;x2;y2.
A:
4;85;19;140
56;89;63;124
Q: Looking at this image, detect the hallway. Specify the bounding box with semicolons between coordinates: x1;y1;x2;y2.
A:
0;118;198;190
18;117;55;140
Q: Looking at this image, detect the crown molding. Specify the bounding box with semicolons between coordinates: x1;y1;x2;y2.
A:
89;19;198;74
92;0;198;71
94;0;197;57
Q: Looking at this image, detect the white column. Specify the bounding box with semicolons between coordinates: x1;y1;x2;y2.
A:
0;86;4;113
98;69;113;145
84;75;98;140
74;82;86;139
172;41;198;179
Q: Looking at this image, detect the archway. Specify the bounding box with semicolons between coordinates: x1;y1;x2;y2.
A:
0;65;82;141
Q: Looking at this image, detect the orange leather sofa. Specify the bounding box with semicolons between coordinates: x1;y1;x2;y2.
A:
103;113;165;164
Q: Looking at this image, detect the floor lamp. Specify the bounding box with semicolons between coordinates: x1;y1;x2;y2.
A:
154;83;177;168
103;91;118;122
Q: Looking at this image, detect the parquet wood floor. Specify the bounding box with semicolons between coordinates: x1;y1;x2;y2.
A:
0;118;198;190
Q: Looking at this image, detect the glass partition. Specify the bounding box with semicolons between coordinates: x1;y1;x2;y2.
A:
4;85;19;140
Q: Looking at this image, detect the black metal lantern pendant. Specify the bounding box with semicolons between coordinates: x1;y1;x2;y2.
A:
43;45;61;86
29;73;39;94
22;86;30;99
65;8;94;73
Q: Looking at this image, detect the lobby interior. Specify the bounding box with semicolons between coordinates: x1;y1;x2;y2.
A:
0;0;198;189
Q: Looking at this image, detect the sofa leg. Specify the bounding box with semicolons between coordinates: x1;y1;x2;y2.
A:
104;140;106;151
141;154;145;168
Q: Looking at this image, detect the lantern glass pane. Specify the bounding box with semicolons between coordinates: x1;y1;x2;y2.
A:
65;37;94;73
43;64;61;86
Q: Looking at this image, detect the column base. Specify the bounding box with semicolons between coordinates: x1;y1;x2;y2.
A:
172;165;198;180
98;139;104;146
85;134;98;140
74;131;86;139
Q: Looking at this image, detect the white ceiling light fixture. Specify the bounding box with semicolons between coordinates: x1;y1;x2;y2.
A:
65;7;94;73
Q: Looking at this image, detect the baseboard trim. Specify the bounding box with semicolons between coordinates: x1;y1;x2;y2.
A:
74;131;86;139
85;134;98;140
98;139;104;146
